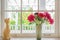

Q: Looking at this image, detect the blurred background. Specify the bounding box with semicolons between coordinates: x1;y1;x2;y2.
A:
0;0;60;40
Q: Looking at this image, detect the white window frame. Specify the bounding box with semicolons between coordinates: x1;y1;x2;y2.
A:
0;0;1;37
1;0;59;38
59;0;60;37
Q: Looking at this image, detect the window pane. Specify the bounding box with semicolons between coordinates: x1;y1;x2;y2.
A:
42;12;55;33
39;0;55;10
46;0;55;10
5;12;21;34
22;0;38;10
22;12;55;34
22;12;36;33
5;0;21;10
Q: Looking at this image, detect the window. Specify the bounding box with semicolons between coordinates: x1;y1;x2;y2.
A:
1;0;59;37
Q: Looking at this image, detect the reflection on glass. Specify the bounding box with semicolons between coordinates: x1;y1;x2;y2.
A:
46;0;55;10
5;12;21;34
5;0;21;10
22;12;55;33
42;12;55;33
22;12;36;33
39;0;55;10
22;0;38;10
4;0;55;34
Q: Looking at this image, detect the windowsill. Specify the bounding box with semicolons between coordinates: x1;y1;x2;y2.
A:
10;38;59;40
10;34;59;38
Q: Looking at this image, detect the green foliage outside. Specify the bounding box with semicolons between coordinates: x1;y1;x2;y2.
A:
22;12;31;25
18;12;21;25
10;7;36;30
10;19;16;25
22;7;36;30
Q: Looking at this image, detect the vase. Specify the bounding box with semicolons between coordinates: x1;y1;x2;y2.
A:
36;24;42;40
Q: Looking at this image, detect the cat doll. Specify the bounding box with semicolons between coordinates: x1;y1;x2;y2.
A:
2;18;10;40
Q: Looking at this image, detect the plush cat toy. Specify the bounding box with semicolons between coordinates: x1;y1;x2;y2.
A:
2;18;10;40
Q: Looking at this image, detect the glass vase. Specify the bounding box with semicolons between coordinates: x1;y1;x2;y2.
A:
36;24;42;40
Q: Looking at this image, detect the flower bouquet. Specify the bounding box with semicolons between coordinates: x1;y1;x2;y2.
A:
27;12;54;40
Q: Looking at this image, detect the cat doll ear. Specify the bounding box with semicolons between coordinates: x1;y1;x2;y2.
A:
4;18;10;23
4;19;7;22
8;18;10;21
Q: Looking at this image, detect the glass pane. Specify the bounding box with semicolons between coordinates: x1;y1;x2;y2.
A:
22;12;36;33
42;12;55;33
22;12;55;34
39;0;55;10
5;12;21;34
22;0;38;10
5;0;21;10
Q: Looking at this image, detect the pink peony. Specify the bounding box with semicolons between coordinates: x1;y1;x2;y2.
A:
38;13;45;18
28;14;35;22
49;19;54;24
45;12;51;19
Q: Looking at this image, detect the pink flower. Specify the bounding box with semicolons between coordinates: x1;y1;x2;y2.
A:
49;19;54;24
28;14;35;22
38;13;45;18
27;12;54;24
45;12;51;19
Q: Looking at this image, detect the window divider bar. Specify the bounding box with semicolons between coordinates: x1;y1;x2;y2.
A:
38;0;39;12
20;0;22;34
4;10;55;12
